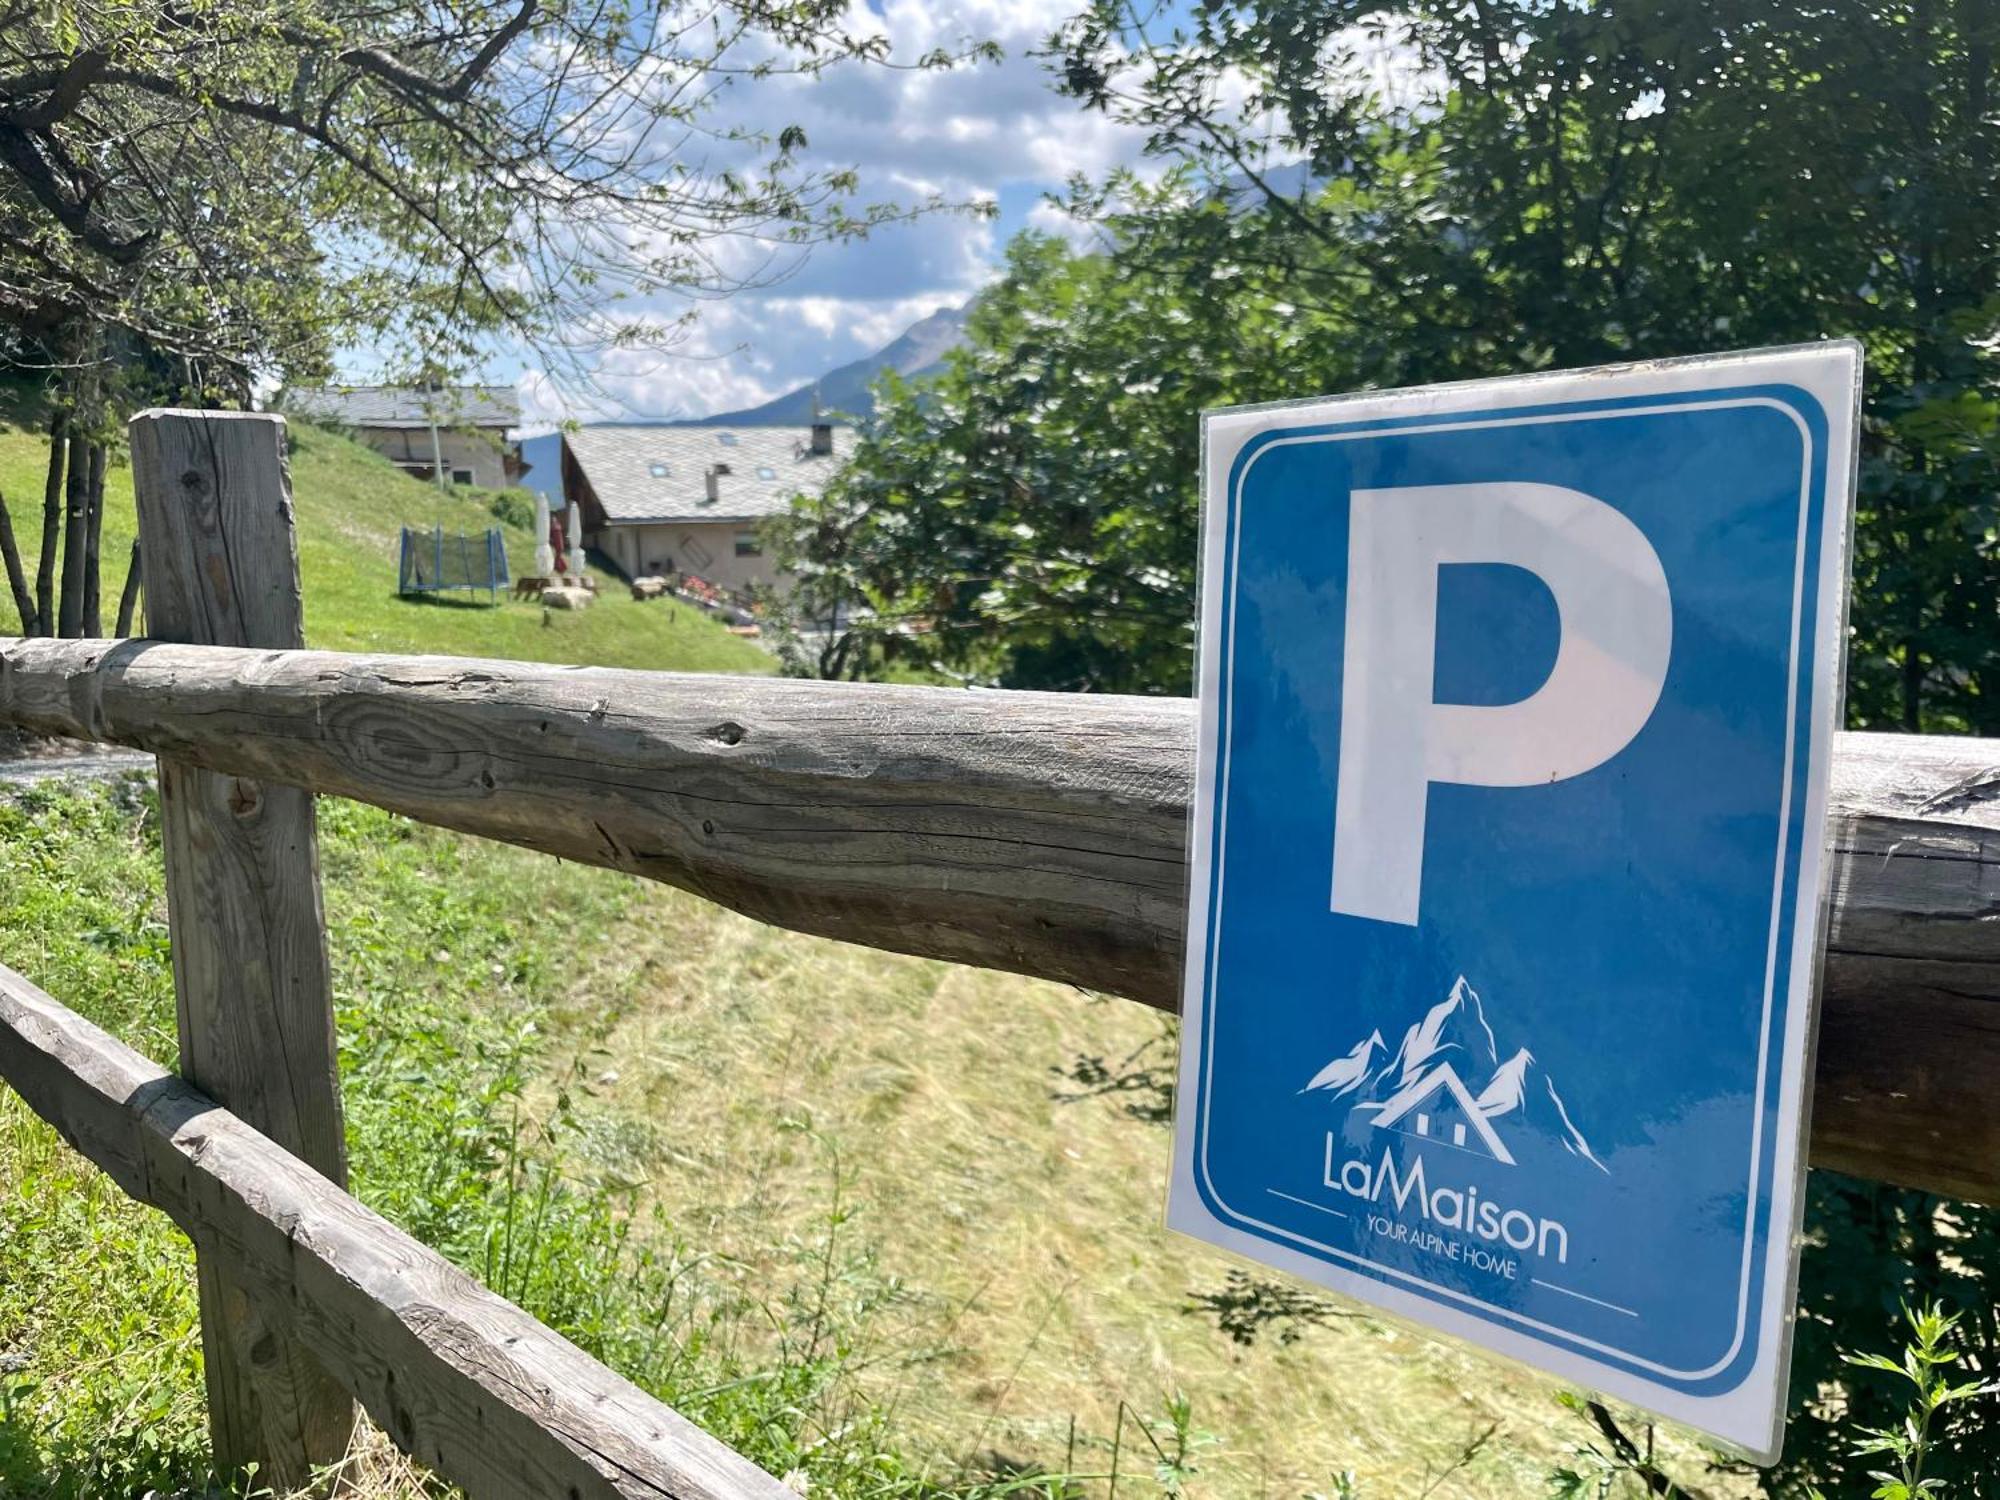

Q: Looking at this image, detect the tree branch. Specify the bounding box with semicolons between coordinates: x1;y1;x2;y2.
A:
331;0;539;104
0;121;156;264
4;46;109;129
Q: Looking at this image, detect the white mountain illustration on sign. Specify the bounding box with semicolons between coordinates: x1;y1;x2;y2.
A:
1303;976;1608;1172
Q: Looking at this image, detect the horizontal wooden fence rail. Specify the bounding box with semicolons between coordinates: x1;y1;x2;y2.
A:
0;958;793;1500
2;636;1998;1203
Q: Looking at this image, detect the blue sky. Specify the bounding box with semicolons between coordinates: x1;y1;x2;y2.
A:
488;0;1156;431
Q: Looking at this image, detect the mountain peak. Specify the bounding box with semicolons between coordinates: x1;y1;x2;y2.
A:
702;300;969;426
1388;975;1500;1087
1472;1047;1536;1118
1300;1028;1385;1096
1305;978;1609;1173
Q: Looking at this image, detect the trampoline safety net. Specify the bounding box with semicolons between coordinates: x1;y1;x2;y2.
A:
399;526;511;599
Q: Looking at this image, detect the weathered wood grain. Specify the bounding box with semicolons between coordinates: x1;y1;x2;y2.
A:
1814;734;2000;1201
2;637;1999;1201
127;410;352;1487
0;961;793;1500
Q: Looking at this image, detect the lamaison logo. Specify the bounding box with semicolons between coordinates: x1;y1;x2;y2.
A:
1299;977;1607;1269
1302;975;1609;1173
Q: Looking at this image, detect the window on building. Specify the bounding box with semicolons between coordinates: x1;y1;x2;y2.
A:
451;468;474;486
734;531;762;558
755;465;777;481
648;461;669;478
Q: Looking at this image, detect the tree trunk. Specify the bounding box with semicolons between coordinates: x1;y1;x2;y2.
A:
82;442;104;637
57;434;89;639
0;491;34;635
114;539;141;637
34;410;64;635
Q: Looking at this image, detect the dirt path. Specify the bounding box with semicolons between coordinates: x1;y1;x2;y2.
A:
0;731;153;785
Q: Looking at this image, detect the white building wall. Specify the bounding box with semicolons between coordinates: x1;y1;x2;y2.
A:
355;427;514;489
603;520;783;594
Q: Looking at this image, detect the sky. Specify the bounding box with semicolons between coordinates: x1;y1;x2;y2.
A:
499;0;1158;432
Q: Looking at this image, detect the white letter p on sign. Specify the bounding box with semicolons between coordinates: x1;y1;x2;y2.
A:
1331;482;1673;926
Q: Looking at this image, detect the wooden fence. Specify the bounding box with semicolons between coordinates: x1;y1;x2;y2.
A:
0;408;1997;1496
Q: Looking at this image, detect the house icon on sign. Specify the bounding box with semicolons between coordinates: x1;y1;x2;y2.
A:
1362;1062;1517;1165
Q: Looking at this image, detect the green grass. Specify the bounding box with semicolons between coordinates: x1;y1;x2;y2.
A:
0;785;972;1499
0;387;771;674
3;780;1628;1500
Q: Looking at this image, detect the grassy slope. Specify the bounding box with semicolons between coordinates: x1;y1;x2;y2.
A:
553;889;1752;1499
0;393;771;674
0;401;1742;1497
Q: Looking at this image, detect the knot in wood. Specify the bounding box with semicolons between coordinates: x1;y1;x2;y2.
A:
178;468;206;494
707;720;746;746
226;777;262;818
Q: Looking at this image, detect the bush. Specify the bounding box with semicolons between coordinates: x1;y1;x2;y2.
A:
485;487;539;531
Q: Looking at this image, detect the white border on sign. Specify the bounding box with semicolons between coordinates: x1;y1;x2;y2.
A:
1199;397;1808;1379
1166;342;1861;1462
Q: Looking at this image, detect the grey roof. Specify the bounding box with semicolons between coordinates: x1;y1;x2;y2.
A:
284;384;520;430
565;424;853;524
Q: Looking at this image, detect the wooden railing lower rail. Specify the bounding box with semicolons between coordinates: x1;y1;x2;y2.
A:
0;959;792;1500
3;635;1999;1203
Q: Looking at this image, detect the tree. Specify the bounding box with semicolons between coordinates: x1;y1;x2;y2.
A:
774;223;1324;692
798;0;2000;727
0;0;990;637
1047;0;2000;730
779;3;2000;1489
1;0;985;387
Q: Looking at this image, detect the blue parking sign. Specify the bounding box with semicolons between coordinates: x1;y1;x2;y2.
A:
1168;345;1861;1459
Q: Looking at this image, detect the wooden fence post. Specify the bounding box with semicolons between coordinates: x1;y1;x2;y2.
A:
128;410;354;1489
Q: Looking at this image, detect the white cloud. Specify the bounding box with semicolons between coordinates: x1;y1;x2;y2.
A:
487;0;1154;424
766;292;964;350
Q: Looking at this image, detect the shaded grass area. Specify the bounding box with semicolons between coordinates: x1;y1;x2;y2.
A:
0;385;772;675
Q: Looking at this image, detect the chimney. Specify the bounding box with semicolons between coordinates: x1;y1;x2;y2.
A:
810;384;833;456
704;464;724;503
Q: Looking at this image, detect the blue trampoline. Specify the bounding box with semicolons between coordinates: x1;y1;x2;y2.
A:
399;526;510;600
